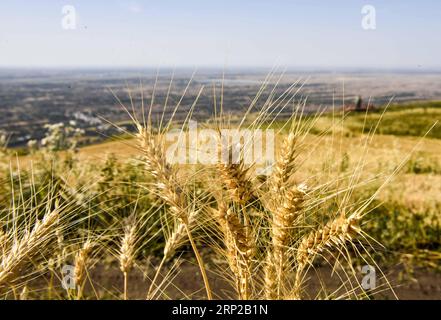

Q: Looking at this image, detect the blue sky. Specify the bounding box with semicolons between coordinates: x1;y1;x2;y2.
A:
1;0;440;68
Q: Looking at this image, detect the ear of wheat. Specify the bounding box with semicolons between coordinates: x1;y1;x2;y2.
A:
74;240;93;299
262;128;304;299
137;128;187;222
0;80;391;300
217;161;254;204
119;219;137;274
294;213;361;297
137;125;212;300
0;207;60;288
215;203;255;300
216;142;254;205
264;184;306;299
119;217;137;300
271;131;297;194
163;211;197;259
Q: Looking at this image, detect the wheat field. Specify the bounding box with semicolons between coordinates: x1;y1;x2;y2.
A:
0;81;440;300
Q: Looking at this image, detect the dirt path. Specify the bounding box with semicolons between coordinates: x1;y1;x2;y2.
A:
80;262;441;300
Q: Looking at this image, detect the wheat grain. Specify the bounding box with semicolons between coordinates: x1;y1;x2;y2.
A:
216;138;255;205
296;215;360;269
217;161;254;204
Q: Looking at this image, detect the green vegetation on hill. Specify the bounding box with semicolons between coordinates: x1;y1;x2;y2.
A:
343;101;441;139
289;101;441;139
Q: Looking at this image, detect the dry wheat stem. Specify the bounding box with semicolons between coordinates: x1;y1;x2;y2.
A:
47;258;56;299
0;229;7;259
147;217;193;299
55;227;64;268
184;223;213;299
146;255;166;299
19;285;28;300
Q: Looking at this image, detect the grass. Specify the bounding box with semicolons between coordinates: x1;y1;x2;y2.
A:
308;101;441;139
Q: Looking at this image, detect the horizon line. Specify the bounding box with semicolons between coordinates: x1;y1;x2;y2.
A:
1;65;441;72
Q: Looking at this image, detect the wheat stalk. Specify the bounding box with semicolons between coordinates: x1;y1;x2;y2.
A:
137;126;212;300
294;214;361;296
119;218;137;300
137;128;187;221
215;203;254;299
263;129;302;299
215;141;255;299
0;208;60;288
74;240;93;299
264;184;306;299
271;131;297;194
0;229;7;258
